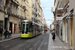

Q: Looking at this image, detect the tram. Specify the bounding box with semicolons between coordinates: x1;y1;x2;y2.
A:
21;20;42;38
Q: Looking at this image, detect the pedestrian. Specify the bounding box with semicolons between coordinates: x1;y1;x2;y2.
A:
52;29;56;41
0;27;3;39
4;29;8;39
46;29;47;32
9;28;11;38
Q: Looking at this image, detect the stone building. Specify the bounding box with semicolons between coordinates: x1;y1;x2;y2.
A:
0;0;45;34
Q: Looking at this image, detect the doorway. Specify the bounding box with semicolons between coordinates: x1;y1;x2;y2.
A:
14;24;17;33
5;18;8;29
10;22;12;34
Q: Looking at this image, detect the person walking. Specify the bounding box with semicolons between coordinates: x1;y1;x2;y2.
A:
52;29;56;41
0;27;3;39
8;28;11;38
4;29;8;39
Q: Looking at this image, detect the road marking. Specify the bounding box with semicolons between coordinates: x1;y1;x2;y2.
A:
37;35;47;50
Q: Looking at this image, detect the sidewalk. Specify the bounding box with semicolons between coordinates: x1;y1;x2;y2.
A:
0;34;20;42
48;33;69;50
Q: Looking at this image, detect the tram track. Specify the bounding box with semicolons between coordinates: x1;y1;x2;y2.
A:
0;33;49;50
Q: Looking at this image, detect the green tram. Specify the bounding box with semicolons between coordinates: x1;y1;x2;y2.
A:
21;20;42;38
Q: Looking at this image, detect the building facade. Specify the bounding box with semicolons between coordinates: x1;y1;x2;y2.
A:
53;0;75;50
0;0;5;30
0;0;44;34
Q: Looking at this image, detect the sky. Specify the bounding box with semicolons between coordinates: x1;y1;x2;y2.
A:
40;0;54;26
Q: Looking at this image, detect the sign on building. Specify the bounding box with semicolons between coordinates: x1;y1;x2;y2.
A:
56;14;63;20
56;17;63;20
5;14;8;18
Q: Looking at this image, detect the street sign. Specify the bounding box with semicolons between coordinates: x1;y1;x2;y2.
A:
5;14;8;18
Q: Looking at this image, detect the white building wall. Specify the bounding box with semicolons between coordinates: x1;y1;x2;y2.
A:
62;21;66;42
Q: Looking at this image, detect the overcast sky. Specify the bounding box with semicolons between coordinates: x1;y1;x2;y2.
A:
40;0;54;26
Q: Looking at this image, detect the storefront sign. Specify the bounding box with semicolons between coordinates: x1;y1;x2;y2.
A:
59;9;67;13
54;23;59;24
56;14;63;20
57;14;61;17
56;17;63;20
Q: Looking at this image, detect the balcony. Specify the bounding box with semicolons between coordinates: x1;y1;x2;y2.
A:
37;17;40;21
0;2;4;12
32;10;37;15
20;5;26;10
7;8;18;17
0;5;4;11
37;11;41;17
7;9;12;15
12;0;19;6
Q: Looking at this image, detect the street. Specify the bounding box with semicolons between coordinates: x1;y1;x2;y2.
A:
0;0;75;50
0;33;49;50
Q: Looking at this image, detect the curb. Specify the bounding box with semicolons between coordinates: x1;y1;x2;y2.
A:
0;36;20;43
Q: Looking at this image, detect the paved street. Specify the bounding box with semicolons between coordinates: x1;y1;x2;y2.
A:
0;33;49;50
48;32;70;50
0;30;71;50
0;34;20;42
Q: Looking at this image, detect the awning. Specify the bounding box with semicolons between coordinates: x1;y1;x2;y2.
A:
66;12;75;19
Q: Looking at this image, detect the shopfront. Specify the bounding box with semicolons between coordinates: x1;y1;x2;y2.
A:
9;16;18;34
0;21;3;28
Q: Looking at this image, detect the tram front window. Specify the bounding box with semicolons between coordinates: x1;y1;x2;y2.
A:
22;22;30;34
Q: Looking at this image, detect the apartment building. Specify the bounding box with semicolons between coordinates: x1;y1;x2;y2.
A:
17;0;30;33
0;0;5;29
31;0;37;22
0;0;19;34
37;0;42;24
0;0;44;34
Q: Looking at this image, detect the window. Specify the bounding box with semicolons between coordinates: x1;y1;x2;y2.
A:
23;0;25;2
25;0;29;3
0;0;2;6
